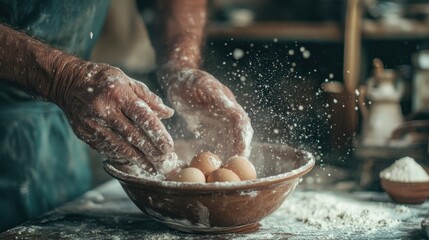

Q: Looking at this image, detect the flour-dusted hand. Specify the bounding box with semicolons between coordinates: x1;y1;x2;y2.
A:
161;67;253;159
54;61;180;173
0;24;184;174
154;0;252;159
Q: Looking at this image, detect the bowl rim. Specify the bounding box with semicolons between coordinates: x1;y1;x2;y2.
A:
103;148;315;192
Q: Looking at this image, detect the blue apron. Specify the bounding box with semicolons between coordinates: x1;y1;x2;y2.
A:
0;0;110;231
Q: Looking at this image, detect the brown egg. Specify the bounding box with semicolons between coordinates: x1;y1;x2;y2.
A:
207;168;241;182
190;151;222;177
224;156;257;180
167;167;206;183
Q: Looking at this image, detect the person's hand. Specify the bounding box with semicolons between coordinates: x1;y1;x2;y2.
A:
0;24;183;174
160;67;253;160
54;61;182;174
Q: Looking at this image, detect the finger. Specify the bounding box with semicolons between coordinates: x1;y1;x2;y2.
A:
132;81;174;119
229;109;254;158
108;112;164;159
108;115;184;174
173;86;252;159
122;98;174;154
85;119;156;172
206;85;253;157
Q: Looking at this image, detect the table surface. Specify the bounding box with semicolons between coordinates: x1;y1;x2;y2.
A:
1;180;429;240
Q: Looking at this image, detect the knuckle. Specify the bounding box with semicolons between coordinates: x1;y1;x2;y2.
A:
103;66;124;77
134;80;150;93
89;98;105;114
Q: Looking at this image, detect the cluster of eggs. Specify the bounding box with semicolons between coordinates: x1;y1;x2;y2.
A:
167;152;257;183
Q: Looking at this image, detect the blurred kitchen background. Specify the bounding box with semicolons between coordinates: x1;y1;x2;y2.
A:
90;0;429;190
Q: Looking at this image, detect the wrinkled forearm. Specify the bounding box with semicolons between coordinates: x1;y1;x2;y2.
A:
155;0;207;85
0;23;82;106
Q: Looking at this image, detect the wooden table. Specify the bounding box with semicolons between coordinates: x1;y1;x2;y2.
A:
1;180;428;240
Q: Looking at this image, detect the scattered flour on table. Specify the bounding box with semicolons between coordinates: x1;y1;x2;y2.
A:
275;191;412;232
380;156;429;182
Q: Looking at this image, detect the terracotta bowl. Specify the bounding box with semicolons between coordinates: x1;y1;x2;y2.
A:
104;141;315;233
380;178;429;204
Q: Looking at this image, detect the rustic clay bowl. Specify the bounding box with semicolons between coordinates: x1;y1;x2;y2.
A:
104;141;315;233
380;178;429;204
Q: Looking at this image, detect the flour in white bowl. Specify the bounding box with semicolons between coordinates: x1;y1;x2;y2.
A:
380;156;429;182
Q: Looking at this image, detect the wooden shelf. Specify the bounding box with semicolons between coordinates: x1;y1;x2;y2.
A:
362;19;429;40
207;20;429;42
207;21;343;42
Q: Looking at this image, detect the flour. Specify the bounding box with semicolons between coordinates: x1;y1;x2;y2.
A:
152;152;186;175
380;156;429;182
126;164;166;181
277;191;412;233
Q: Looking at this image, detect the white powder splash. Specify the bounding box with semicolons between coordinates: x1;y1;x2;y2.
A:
233;48;245;60
207;41;332;168
380;156;429;182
